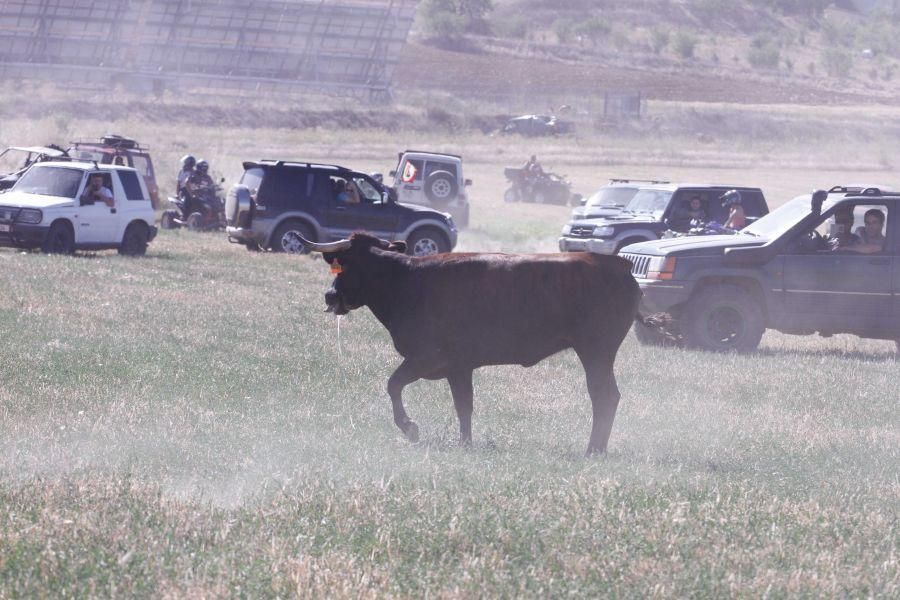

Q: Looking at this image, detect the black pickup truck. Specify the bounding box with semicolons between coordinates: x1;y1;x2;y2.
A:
621;187;899;352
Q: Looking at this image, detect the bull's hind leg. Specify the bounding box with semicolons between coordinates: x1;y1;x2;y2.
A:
577;350;620;456
387;359;425;442
447;369;474;445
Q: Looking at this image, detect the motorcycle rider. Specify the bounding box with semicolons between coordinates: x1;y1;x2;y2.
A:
721;189;746;230
183;159;216;221
176;154;196;197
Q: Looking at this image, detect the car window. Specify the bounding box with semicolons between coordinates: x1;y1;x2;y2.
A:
424;160;457;179
400;159;424;183
117;170;145;200
625;189;672;216
258;168;309;209
240;167;264;196
13;165;83;198
743;195;813;238
353;177;383;203
587;186;636;208
131;155;152;178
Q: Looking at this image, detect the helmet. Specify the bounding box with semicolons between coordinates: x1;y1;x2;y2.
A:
720;189;742;207
181;154;196;169
196;160;209;174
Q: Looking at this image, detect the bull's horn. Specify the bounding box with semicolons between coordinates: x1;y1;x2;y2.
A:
296;236;351;253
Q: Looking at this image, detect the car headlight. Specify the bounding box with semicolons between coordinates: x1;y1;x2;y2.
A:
592;225;613;238
15;208;42;224
561;224;572;235
646;256;677;280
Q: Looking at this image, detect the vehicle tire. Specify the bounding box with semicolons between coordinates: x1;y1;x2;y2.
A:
633;319;680;347
683;284;764;352
41;221;75;255
186;212;204;231
424;171;458;206
118;222;149;256
407;227;449;257
271;220;314;254
160;209;179;230
504;187;519;203
615;237;649;253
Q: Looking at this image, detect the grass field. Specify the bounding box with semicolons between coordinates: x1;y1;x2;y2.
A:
0;228;897;597
1;97;899;596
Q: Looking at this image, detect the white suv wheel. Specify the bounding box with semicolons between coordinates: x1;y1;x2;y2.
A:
431;179;452;198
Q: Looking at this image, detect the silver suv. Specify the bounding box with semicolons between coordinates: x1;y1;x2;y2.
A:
388;150;471;228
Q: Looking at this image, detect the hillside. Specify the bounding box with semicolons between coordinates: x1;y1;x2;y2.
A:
404;1;900;105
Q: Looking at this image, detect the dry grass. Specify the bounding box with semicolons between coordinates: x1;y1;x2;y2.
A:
0;99;898;596
0;230;897;597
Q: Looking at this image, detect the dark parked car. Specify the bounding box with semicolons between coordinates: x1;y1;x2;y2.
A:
622;186;899;352
225;160;458;256
501;114;572;137
559;183;768;254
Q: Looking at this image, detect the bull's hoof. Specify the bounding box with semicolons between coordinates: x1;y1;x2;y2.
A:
404;421;420;443
585;446;607;458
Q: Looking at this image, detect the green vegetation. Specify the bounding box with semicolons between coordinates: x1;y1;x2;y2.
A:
747;34;781;69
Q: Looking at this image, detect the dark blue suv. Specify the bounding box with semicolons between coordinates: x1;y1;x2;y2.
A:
620;187;899;352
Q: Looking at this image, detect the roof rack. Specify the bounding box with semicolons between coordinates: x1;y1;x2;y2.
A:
70;134;147;152
608;178;670;185
256;159;350;172
401;149;463;160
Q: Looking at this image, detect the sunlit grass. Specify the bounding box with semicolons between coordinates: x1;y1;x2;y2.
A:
0;230;897;596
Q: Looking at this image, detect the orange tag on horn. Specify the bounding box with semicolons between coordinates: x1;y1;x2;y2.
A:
330;261;343;274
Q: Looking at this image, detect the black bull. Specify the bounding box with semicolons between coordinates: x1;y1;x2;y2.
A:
305;233;658;455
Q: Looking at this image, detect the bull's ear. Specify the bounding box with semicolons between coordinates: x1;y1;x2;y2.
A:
388;241;407;254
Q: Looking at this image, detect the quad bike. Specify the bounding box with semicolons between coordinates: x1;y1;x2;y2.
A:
160;186;226;231
503;167;581;206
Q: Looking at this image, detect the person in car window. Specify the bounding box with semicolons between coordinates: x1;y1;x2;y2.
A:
344;180;361;204
827;206;861;251
81;173;114;207
844;208;886;254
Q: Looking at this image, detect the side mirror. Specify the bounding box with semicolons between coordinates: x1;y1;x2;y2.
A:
220;177;225;183
388;170;397;178
811;189;827;215
579;196;587;206
464;178;473;187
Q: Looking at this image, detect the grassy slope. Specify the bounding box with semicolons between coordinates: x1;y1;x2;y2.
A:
0;233;897;597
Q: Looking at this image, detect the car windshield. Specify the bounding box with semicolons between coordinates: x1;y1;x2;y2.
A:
623;189;672;215
742;195;817;237
586;186;637;208
13;165;83;198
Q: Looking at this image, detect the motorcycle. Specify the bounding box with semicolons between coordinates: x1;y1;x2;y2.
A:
503;167;581;206
160;185;226;231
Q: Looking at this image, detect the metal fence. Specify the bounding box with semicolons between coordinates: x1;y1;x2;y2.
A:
0;0;417;99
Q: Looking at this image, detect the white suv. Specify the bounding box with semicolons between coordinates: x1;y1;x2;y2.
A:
0;161;157;255
388;150;471;228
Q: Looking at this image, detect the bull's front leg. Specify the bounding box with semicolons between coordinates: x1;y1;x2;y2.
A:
387;359;425;443
447;369;474;445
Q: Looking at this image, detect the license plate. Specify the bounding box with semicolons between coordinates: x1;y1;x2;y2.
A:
0;224;9;232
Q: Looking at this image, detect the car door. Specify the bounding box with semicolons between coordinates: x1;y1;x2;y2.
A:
779;203;893;332
73;171;120;245
322;175;399;239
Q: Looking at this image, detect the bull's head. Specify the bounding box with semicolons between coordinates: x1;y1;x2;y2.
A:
297;233;407;315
